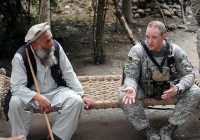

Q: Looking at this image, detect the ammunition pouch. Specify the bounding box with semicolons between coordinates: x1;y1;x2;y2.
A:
143;80;179;99
153;81;170;99
143;80;170;99
143;67;177;99
151;67;170;99
152;67;170;81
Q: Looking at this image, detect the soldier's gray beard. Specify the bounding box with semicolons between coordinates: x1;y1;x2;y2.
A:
36;46;58;67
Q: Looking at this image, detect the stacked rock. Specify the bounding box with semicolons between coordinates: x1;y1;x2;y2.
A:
132;0;187;18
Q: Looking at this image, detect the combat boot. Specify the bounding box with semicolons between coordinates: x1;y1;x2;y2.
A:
142;126;161;140
160;123;178;140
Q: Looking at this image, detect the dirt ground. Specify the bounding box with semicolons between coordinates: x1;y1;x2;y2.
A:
1;1;200;139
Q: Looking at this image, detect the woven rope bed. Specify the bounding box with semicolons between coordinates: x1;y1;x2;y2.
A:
2;68;199;115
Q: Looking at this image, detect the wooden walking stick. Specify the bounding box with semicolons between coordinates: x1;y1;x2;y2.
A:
25;48;54;140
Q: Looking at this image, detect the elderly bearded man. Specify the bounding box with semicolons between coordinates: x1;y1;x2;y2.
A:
119;21;200;140
8;22;94;140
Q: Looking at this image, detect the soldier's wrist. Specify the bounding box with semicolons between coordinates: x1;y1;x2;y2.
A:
176;85;182;95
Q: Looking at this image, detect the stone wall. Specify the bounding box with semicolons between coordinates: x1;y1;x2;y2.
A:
132;0;192;18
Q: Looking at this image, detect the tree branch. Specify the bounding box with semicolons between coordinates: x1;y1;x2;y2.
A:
112;0;138;45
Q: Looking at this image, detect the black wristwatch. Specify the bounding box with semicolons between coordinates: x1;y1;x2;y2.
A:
176;86;182;95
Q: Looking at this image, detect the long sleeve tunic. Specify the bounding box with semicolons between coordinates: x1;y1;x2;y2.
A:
10;42;84;105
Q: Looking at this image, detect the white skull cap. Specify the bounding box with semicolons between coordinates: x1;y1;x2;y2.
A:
25;22;50;44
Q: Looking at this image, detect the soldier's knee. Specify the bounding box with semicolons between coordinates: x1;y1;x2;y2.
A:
118;91;125;103
188;84;200;99
193;88;200;98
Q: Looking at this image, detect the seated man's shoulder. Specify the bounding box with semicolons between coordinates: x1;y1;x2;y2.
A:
129;43;144;56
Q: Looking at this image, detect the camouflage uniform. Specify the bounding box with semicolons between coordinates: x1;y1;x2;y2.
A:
197;28;200;73
119;41;200;131
191;0;200;73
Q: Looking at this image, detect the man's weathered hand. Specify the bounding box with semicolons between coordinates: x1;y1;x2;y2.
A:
82;96;94;109
121;87;136;104
161;82;178;99
0;135;27;140
33;94;51;114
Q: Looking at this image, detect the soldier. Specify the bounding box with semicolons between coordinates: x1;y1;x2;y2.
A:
119;21;200;140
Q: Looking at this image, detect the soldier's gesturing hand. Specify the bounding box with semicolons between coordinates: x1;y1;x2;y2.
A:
161;82;178;99
121;87;136;104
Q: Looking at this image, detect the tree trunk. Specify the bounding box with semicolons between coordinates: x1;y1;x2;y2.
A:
39;0;51;25
113;0;138;45
122;0;133;23
93;0;108;64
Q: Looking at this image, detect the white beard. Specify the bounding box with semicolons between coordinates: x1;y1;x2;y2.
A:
36;46;58;67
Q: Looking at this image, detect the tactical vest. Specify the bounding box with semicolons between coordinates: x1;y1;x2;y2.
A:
140;39;176;98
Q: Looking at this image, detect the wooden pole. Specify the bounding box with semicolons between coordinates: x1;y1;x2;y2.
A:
179;0;186;24
153;0;168;27
25;48;54;140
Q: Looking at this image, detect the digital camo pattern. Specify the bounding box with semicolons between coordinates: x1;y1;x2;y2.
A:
168;84;200;125
197;28;200;73
119;87;149;131
119;42;200;130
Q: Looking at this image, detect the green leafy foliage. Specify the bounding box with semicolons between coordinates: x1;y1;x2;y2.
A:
0;0;58;58
0;0;37;58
